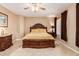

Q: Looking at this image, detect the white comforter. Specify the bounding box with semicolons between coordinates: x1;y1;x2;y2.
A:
23;32;54;40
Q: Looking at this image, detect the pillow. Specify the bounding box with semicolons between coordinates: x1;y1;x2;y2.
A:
31;29;39;32
37;29;46;32
31;29;46;33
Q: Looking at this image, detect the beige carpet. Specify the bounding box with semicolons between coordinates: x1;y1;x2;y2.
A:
0;40;79;56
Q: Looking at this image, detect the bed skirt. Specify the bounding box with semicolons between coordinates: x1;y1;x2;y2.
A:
22;39;55;48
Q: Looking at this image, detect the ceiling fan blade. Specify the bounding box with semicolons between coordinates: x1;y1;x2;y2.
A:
40;7;46;10
24;7;29;10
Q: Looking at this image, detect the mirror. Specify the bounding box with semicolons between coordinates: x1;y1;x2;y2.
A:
0;12;8;27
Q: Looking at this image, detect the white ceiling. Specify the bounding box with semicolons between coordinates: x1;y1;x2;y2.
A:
0;3;72;17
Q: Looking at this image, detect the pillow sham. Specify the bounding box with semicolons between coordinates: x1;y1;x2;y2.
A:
31;29;38;32
31;29;46;33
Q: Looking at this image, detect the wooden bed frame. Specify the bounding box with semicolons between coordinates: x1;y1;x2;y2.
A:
22;23;55;48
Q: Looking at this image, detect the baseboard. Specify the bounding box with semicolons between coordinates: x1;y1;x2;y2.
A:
57;39;79;54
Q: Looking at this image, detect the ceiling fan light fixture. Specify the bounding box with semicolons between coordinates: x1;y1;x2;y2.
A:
24;3;46;12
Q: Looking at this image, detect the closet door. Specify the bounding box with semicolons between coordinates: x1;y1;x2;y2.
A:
76;3;79;47
61;10;67;41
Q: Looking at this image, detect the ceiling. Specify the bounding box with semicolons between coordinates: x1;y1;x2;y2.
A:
0;3;72;17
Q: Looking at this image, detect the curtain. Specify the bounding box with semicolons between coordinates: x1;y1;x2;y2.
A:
76;3;79;47
61;10;67;41
54;17;57;37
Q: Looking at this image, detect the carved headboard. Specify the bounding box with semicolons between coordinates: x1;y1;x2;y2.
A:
30;23;47;32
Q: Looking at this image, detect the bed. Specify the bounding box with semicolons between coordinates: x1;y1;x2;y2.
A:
22;23;55;48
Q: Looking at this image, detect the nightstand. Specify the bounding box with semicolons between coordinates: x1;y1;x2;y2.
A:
47;32;56;38
47;32;52;35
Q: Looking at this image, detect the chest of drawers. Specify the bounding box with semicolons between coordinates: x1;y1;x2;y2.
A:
0;34;13;51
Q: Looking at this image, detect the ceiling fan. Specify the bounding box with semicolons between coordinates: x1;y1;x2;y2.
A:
24;3;46;12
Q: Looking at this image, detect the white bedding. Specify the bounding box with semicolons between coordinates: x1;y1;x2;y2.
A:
23;32;54;40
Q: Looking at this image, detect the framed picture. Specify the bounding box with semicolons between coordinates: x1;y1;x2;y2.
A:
0;12;8;27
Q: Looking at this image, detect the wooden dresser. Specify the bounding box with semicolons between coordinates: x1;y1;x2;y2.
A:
0;34;13;51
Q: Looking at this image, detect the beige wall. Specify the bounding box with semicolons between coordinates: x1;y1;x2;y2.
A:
17;16;25;38
57;18;61;35
67;4;76;48
24;17;54;34
0;5;19;40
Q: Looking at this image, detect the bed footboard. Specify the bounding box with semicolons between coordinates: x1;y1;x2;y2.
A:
22;39;55;48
